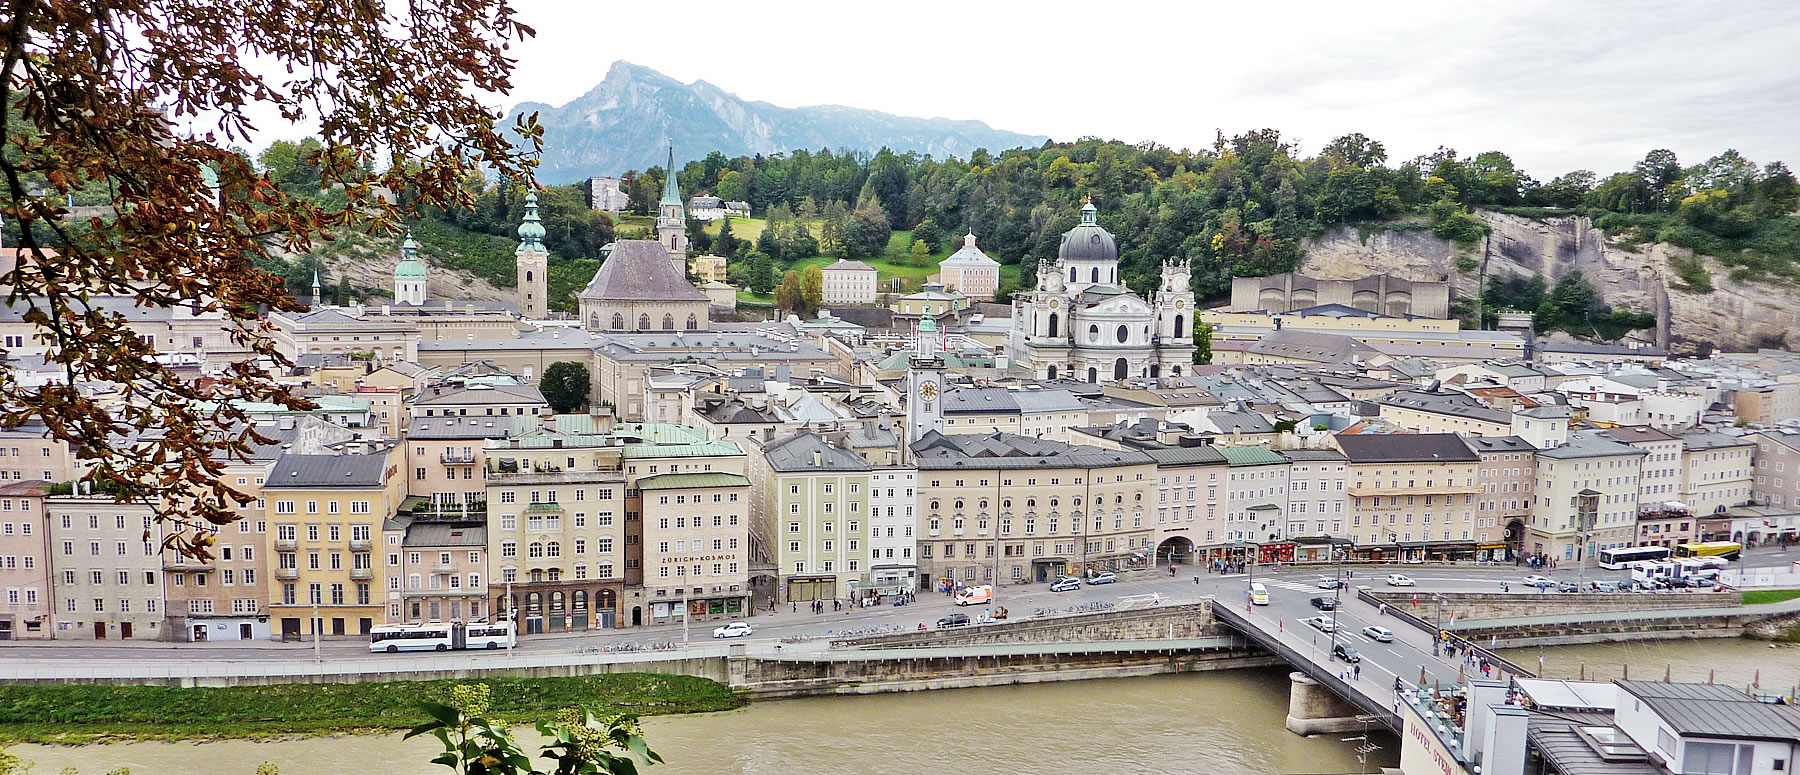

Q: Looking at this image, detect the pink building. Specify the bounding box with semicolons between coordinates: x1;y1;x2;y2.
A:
937;231;1001;301
0;482;50;639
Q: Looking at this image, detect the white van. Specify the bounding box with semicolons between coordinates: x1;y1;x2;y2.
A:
954;585;994;606
1250;583;1270;605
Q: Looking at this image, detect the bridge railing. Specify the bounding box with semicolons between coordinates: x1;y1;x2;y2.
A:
1354;588;1534;678
1211;603;1399;731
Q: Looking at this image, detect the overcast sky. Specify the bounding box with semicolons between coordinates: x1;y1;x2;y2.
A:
488;0;1797;178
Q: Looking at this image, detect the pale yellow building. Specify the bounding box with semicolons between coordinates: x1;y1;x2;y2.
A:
265;443;406;639
1528;432;1645;563
1337;434;1483;561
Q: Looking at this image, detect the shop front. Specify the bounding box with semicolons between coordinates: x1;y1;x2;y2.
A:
646;594;747;626
784;574;839;602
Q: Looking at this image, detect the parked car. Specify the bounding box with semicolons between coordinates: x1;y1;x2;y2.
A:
936;613;971;628
1088;571;1118;585
1588;581;1617;593
1303;616;1338;633
712;622;753;639
1385;574;1416;587
1316;576;1344;590
1310;596;1338;611
1332;642;1362;663
1523;575;1554;588
1361;625;1395;642
1049;578;1082;592
1556;581;1580;593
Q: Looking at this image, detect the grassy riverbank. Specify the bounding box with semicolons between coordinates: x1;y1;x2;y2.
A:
0;673;741;744
1743;589;1800;605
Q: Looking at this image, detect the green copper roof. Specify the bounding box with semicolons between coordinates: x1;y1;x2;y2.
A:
659;145;682;207
516;191;545;249
394;233;428;279
1079;198;1098;225
635;472;750;491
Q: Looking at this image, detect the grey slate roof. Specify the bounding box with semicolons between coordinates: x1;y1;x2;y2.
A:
403;521;487;548
910;431;1154;470
1011;390;1088;413
1616;680;1800;741
1335;433;1481;464
1244;329;1387;364
759;432;871;473
1142;446;1229;466
267;452;392;488
1536;431;1647;460
406;417;514;439
943;386;1020;414
413;383;546;406
1464;436;1538;454
1279;449;1348;462
1600;425;1678;444
579;240;708;302
1380;390;1512;424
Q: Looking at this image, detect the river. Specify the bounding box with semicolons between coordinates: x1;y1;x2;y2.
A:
1497;637;1800;695
11;669;1397;775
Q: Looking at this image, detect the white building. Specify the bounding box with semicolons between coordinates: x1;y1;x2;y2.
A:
1676;432;1755;515
1529;431;1645;562
46;496;165;640
865;466;917;593
1280;450;1350;541
393;234;428;306
820;259;878;306
1008;201;1195;382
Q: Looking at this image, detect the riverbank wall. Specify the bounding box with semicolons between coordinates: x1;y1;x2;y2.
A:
1363;590;1739;621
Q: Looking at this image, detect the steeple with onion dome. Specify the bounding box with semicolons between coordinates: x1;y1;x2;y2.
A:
394;232;428;305
515;190;548;319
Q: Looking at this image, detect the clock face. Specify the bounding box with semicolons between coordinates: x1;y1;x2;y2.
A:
1049;299;1059;309
1176;300;1185;309
919;381;937;400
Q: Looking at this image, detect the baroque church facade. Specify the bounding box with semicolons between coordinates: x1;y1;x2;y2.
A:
1007;201;1196;382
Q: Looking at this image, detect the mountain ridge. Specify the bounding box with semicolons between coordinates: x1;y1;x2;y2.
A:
512;61;1049;184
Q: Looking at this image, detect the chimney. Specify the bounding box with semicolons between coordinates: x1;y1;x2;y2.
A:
812;448;823;467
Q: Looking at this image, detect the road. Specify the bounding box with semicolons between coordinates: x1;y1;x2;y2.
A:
3;548;1788;662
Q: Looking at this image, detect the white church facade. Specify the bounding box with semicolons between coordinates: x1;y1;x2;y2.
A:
1007;200;1196;382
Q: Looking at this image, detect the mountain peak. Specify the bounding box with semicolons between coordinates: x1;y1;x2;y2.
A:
512;63;1048;184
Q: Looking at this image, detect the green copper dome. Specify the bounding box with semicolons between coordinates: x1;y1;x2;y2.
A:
516;191;546;249
394;233;428;279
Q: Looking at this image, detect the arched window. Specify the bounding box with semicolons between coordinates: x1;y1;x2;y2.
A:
686;314;698;330
546;541;560;558
1002;499;1013;510
1026;498;1037;510
661;313;674;330
1069;267;1077;282
1111;267;1116;283
588;313;599;329
572;590;588;610
953;499;965;512
1113;358;1128;380
1088;324;1100;343
1090;267;1100;283
1116;325;1129;343
550;591;565;611
525;271;533;282
978;499;989;512
638;313;650;329
1171;365;1182;377
1046;312;1059;338
1174;314;1184;338
528;542;544;559
1087;367;1098;383
1047;365;1058;380
611;312;624;329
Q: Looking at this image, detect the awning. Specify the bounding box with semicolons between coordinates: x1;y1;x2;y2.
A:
1478;543;1510;550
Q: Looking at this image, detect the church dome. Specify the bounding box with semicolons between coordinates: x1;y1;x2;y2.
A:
1058;200;1117;262
516;191;546;248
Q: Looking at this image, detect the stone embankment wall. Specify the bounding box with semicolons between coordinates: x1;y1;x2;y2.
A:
729;649;1278;699
835;601;1216;649
1300;211;1799;353
1364;590;1738;622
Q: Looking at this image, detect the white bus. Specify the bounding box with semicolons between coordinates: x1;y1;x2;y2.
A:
1630;561;1680;587
370;620;515;653
1597;545;1671;570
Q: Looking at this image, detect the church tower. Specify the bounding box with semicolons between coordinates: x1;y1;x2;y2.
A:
310;270;322;308
655;144;689;270
1152;258;1197;376
516;191;548;319
394;233;428;306
905;316;945;447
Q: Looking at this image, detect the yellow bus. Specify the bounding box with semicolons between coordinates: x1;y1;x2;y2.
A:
1674;541;1742;560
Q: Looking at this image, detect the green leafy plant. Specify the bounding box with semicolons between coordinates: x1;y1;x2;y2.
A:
407;685;662;775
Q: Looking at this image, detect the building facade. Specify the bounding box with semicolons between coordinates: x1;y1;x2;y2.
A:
1528;432;1646;563
1008;201;1196;382
46;496;165;640
936;231;1000;301
0;482;50;639
821;260;878;306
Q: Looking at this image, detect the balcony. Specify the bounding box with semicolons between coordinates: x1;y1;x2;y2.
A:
348;538;371;550
162;560;215;572
433;564;457;575
275;538;297;551
524;502;565;512
349;567;373;580
275;567;298;580
440;451;478;464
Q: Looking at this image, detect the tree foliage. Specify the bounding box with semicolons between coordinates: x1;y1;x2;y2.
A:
539;362;591;415
408;684;662;775
1;0;540;554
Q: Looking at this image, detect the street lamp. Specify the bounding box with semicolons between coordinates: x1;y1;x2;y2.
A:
505;579;513;659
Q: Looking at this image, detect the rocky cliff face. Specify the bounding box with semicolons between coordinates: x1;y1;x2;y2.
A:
1297;211;1799;354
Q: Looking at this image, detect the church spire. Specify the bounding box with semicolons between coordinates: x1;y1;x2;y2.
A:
1080;196;1098;225
660;143;682;208
516;191;545;250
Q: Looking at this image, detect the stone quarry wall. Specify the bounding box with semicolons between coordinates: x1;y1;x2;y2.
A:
1299;211;1799;353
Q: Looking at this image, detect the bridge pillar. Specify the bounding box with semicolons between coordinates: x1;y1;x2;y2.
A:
1284;671;1364;736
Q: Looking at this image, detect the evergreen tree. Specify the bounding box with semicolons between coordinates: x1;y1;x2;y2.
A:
716;216;738;258
539;362;591;414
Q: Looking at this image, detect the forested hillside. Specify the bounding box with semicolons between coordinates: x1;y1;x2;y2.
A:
22;130;1790;321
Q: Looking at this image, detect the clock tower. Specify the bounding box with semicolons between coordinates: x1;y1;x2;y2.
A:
905;315;945;448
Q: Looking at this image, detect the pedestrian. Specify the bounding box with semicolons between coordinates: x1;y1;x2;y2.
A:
1194;575;1200;585
792;602;797;613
